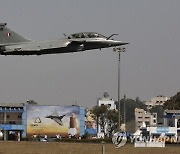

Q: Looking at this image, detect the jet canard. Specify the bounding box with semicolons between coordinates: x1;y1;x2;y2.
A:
0;23;128;55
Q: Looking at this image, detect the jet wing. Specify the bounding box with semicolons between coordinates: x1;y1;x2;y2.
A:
2;41;70;53
53;118;63;126
1;39;87;53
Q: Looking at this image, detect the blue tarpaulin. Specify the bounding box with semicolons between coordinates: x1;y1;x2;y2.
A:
85;128;97;135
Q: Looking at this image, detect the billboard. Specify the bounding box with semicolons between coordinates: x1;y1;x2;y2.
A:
26;105;80;137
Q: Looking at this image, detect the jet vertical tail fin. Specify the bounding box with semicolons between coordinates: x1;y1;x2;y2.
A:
0;23;31;45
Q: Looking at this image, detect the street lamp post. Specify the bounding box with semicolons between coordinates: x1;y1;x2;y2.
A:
124;94;126;131
113;47;126;132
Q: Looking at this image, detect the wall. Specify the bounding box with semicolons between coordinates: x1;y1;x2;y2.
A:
26;105;85;138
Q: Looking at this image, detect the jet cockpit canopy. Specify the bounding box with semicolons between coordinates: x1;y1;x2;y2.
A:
68;32;107;39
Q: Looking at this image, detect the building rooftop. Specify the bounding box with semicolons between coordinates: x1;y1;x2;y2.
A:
165;110;180;114
0;103;24;107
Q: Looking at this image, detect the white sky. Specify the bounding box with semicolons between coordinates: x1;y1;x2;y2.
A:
0;0;179;107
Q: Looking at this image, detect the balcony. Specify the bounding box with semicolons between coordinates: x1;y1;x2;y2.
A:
0;124;24;130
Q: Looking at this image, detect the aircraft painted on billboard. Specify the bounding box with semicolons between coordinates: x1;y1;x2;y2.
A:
0;23;128;55
45;111;65;126
27;105;81;137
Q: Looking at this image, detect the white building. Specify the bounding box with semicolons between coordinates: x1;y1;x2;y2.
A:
135;108;157;131
145;95;169;109
147;110;180;140
98;92;116;110
164;110;180;130
134;109;180;143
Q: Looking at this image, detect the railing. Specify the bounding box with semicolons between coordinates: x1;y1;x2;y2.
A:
0;107;24;112
0;120;24;125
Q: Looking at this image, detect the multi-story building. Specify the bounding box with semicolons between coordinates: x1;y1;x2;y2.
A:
134;109;180;141
164;110;180;135
135;108;157;131
144;95;169;109
147;110;180;139
0;103;25;141
0;102;85;141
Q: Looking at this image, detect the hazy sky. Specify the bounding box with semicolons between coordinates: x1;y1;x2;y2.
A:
0;0;179;107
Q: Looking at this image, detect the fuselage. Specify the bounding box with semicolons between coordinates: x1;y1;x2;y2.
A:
2;38;127;55
0;28;128;55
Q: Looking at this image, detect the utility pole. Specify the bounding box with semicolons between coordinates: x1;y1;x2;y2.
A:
124;94;126;131
113;47;126;131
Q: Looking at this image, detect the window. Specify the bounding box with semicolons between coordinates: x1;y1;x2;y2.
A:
107;104;111;108
7;115;10;118
145;122;150;126
18;115;22;118
9;121;16;124
69;32;107;39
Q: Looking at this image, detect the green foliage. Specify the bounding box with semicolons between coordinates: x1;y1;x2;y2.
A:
149;105;164;124
92;105;118;136
116;98;147;123
22;137;112;143
92;105;108;118
106;109;118;136
56;138;112;143
92;105;108;133
164;92;180;110
21;137;30;141
82;132;91;139
125;120;135;132
92;97;147;135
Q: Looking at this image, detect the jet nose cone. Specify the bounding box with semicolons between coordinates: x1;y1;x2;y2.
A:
111;41;129;47
121;42;129;45
117;41;129;46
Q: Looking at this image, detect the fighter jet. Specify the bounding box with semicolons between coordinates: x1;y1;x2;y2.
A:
45;112;65;126
0;23;128;55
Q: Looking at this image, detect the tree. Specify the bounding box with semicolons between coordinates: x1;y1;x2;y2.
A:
164;92;180;110
115;97;147;132
26;100;38;105
92;105;118;137
149;105;164;124
92;97;147;136
106;109;118;137
116;98;147;123
92;105;108;134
